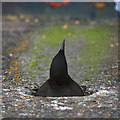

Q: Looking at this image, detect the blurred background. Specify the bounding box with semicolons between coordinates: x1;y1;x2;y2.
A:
2;2;118;21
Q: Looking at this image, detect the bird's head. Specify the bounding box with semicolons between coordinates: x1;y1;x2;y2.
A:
60;39;65;51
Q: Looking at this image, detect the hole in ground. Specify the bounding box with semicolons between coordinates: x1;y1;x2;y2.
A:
24;85;98;97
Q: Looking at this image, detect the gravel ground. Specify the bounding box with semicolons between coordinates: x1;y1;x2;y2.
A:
2;20;119;119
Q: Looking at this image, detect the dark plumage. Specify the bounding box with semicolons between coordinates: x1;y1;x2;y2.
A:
35;39;84;97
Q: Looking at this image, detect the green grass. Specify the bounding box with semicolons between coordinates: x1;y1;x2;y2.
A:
79;26;110;68
26;24;115;82
33;25;85;50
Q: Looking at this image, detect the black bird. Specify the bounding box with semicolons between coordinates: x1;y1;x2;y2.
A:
35;39;84;97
